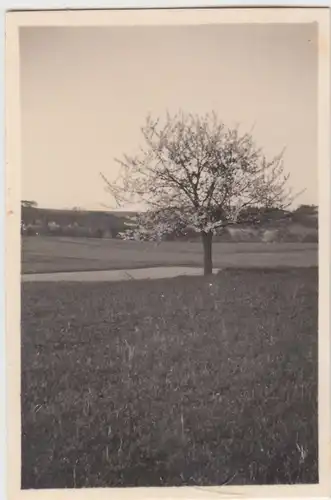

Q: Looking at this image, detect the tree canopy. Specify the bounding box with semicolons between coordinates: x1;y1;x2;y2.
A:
21;200;38;209
102;112;296;274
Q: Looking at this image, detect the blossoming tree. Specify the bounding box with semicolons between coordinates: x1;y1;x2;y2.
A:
101;112;295;275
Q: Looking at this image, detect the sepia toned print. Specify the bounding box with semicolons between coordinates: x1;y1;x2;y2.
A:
5;6;330;499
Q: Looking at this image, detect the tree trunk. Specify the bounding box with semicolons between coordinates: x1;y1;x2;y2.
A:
201;231;213;276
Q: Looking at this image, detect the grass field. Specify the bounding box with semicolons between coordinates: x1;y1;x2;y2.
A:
22;236;318;274
21;267;318;488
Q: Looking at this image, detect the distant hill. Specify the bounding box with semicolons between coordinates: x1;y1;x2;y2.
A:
109;211;138;219
21;204;318;243
21;206;129;238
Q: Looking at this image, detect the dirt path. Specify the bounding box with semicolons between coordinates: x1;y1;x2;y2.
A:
21;266;221;282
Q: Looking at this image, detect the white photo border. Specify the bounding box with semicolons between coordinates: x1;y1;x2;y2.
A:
2;4;330;500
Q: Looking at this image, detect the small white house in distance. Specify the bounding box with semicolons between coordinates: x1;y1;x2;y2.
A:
261;229;279;243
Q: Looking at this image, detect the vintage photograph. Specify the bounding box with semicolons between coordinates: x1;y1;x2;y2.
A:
9;6;328;492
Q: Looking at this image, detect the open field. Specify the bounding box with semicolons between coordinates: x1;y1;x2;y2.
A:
21;268;318;488
22;236;318;274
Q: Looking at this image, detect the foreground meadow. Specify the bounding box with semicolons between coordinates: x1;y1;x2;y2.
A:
21;268;318;488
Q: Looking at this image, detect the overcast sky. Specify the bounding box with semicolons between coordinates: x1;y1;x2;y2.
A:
20;23;318;211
